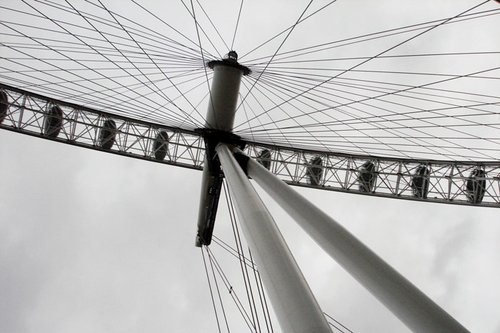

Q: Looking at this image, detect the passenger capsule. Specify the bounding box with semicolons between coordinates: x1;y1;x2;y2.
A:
0;90;7;124
466;168;486;204
153;130;169;160
307;156;323;186
43;105;63;138
358;161;376;192
411;165;430;199
257;149;271;170
98;119;117;150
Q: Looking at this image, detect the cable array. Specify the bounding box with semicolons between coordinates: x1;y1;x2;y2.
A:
1;1;498;161
202;181;355;332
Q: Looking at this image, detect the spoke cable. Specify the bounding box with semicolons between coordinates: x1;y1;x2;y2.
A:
201;247;223;333
231;0;244;51
235;0;492;130
206;246;232;333
239;0;339;61
0;25;196;127
244;8;500;65
194;0;230;52
95;0;208;126
189;0;215;128
68;0;204;127
235;0;314;114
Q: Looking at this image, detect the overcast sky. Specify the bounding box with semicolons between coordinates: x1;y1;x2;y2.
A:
2;126;500;333
1;1;500;333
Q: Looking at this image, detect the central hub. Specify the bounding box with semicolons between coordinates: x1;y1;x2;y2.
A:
195;51;250;247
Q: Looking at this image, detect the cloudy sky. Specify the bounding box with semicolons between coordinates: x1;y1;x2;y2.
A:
1;1;500;332
2;127;500;333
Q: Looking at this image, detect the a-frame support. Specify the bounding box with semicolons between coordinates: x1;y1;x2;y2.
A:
195;52;469;333
222;146;469;333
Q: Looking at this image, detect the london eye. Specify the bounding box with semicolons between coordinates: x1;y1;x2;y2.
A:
1;1;499;332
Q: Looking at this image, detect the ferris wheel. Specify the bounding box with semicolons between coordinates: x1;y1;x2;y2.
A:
1;1;499;332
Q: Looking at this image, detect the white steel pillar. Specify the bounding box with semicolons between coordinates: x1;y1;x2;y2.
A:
237;149;469;333
216;144;332;333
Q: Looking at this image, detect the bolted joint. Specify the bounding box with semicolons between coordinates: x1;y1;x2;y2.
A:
207;52;251;76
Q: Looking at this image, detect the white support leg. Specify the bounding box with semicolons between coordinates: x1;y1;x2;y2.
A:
216;144;332;333
236;149;469;333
